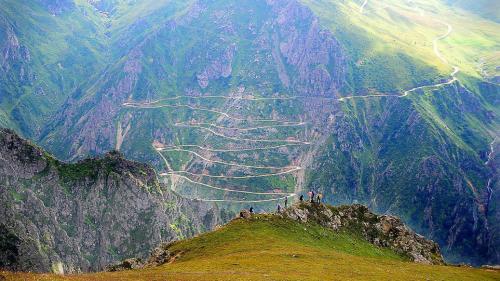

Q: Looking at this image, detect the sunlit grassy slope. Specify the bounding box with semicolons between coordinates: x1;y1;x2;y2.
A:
301;0;499;92
3;215;499;281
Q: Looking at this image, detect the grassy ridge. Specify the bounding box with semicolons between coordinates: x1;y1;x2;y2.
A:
2;215;499;280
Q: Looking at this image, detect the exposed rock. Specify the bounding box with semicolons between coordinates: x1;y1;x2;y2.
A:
238;209;252;219
196;44;235;89
0;18;32;83
144;243;176;267
481;264;500;270
105;258;143;272
267;0;346;97
105;242;177;271
282;203;444;265
0;128;223;273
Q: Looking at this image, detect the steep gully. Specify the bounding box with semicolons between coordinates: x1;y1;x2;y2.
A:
120;1;471;204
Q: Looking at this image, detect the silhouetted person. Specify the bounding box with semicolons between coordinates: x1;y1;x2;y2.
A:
284;197;288;208
249;207;254;214
311;191;315;203
299;195;304;202
277;204;281;212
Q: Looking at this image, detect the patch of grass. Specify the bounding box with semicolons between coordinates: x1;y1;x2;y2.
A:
3;215;499;281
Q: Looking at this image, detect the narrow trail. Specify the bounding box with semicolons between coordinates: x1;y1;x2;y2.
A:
173;174;293;196
161;166;301;179
155;146;298;201
174;122;307;131
158;148;301;170
135;95;298;103
360;0;368;13
433;20;453;64
122;2;463;204
188;194;295;203
123;102;304;125
160;143;304;152
174;124;310;144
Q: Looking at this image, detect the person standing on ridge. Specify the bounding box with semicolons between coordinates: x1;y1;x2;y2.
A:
307;191;312;202
311;191;315;203
277;204;282;213
284;197;288;208
249;207;254;214
317;193;323;204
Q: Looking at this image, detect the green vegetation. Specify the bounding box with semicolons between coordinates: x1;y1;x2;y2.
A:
3;215;498;280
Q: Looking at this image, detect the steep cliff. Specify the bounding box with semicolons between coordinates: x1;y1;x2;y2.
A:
0;128;226;273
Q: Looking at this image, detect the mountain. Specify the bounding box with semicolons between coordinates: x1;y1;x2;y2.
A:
445;0;500;22
0;0;498;266
0;128;230;273
3;203;499;281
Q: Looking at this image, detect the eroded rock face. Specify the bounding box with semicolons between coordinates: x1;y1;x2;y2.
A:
105;242;177;272
0;19;32;83
105;258;143;272
282;203;444;265
0;129;223;273
41;0;348;160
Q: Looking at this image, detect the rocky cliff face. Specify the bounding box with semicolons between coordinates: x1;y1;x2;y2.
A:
0;128;226;273
282;203;444;265
41;0;347;160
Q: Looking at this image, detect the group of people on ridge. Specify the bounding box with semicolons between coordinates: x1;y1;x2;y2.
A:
277;190;323;212
244;191;324;217
300;190;323;204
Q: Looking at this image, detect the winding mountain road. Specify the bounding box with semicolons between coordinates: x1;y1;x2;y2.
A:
174;124;310;144
120;2;463;203
161;166;301;179
158;147;301;170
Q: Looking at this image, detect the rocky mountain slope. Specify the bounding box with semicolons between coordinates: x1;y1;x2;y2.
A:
4;204;499;281
0;0;498;266
0;128;228;273
281;203;443;264
108;203;443;271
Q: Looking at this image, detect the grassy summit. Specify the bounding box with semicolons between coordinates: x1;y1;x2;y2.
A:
2;211;498;281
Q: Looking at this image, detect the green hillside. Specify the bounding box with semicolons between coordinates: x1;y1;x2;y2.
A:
2;212;498;281
0;0;498;266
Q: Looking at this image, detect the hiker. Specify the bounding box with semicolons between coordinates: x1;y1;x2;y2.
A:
317;193;323;204
307;191;312;202
277;204;281;213
284;197;288;208
249;207;254;214
311;191;315;203
299;194;304;202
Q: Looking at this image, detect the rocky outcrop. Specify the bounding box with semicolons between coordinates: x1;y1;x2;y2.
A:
282;203;444;265
0;128;223;273
0;18;32;83
105;242;177;272
267;0;346;97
